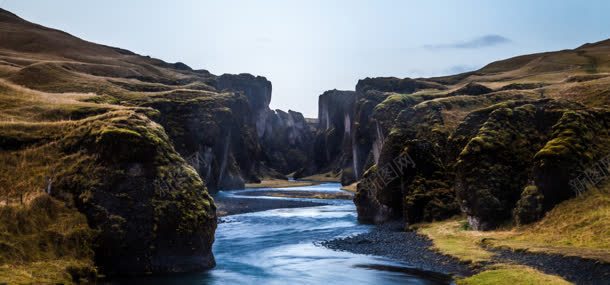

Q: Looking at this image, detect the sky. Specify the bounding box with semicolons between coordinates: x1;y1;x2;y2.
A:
2;0;609;117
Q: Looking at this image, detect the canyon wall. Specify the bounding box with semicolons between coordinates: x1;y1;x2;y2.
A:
348;41;610;229
0;8;311;278
260;109;315;174
300;90;356;181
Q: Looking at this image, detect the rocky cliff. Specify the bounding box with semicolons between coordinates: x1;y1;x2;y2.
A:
215;74;314;177
260;109;315;174
301;90;356;181
0;8;307;279
346;41;610;229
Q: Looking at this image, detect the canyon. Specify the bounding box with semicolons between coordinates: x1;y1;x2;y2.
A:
0;7;609;284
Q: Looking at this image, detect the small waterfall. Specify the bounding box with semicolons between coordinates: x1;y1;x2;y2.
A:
344;114;351;135
352;134;359;179
255;110;268;139
320;104;330;130
217;131;231;185
203;147;214;182
372;121;385;164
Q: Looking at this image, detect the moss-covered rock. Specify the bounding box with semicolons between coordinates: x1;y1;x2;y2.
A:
354;165;395;223
142;90;260;191
455;102;544;230
514;109;610;225
50;110;217;275
454;99;609;229
514;185;545;225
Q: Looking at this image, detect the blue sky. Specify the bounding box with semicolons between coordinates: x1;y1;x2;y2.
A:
3;0;609;117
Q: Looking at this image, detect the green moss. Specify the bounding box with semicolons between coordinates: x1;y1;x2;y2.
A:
455;101;545;229
99;126;142;139
534;111;598;162
514;185;545;225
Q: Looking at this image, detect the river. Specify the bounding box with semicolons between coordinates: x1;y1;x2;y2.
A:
107;183;453;285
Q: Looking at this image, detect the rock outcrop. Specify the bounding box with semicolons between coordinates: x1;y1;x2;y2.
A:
143;90;262;191
301;90;356;180
349;78;449;185
0;108;217;275
349;41;610;229
212;73;315;179
260;109;315;174
215;73;272;138
55;111;217;274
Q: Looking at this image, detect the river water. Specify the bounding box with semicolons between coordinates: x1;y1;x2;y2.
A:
108;183;452;285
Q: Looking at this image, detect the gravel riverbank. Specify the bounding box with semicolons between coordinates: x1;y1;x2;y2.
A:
321;222;475;278
322;221;610;284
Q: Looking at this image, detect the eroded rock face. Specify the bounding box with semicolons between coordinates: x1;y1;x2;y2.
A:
143;91;260;192
350;81;606;229
53;111;217;275
454;101;552;230
215;73;272;138
212;74;314;179
349;78;449;185
454;100;609;230
514;109;610;226
305;90;357;179
260;109;315;174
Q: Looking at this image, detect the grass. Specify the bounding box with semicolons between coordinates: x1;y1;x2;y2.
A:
457;264;571;285
416;182;610;264
415;218;497;263
300;171;342;182
0;195;96;284
0;259;94;285
491;184;610;262
245;179;319;188
340;182;358;193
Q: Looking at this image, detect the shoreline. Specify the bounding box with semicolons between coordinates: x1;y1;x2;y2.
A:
244;179;321;188
238;189;353;200
321;221;475;278
215;179;352;217
323;221;610;284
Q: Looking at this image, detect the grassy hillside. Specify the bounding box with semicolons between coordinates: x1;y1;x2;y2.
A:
0;8;220;279
0;195;95;284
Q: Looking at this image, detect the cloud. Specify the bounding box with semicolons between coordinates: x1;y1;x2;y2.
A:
424;34;511;50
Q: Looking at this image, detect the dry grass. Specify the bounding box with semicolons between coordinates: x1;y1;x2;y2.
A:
245;179;319;189
457;264;571;285
416;182;610;264
300;171;342;182
0;195;96;284
489;184;610;262
0;144;60;205
341;182;358;193
415;218;498;263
